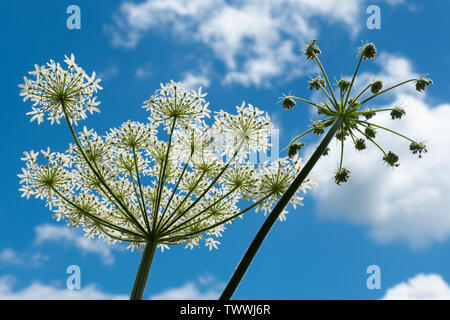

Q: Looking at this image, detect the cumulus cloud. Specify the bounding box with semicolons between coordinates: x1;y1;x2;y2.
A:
0;249;48;268
150;275;223;300
383;274;450;300
311;54;450;248
35;224;116;265
106;0;400;87
0;275;127;300
98;64;119;81
135;62;153;79
181;73;211;89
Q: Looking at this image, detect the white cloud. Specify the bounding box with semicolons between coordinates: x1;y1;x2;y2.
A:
150;275;223;300
35;224;116;265
311;55;450;248
0;275;127;300
383;274;450;300
181;73;210;89
98;64;119;81
135;62;153;79
0;249;48;268
108;0;397;86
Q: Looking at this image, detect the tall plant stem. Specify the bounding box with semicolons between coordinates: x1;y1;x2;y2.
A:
130;239;158;300
219;116;343;300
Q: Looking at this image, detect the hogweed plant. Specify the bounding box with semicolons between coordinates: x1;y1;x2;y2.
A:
220;40;431;299
17;55;315;300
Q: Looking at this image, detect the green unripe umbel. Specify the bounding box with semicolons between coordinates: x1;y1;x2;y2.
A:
309;76;326;91
288;142;305;158
409;141;428;158
390;106;406;120
383;151;400;167
371;80;383;94
338;78;351;93
365;126;376;139
335;129;349;141
355;138;367;151
334;167;351;185
361;43;377;60
363;108;376;120
312;121;325;136
282;97;296;110
415;78;433;92
305;40;321;60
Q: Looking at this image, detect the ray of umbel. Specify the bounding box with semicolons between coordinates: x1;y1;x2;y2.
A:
220;40;431;300
18;55;316;299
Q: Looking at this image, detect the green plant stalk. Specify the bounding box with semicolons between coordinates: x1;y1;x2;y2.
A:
219;116;344;300
130;240;158;300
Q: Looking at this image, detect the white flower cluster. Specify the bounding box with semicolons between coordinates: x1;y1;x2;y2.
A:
18;58;315;252
19;54;102;125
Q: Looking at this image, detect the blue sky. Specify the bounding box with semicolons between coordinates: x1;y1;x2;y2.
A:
1;0;450;299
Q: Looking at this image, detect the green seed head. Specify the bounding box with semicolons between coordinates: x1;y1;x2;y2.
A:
288;142;305;158
347;98;360;111
305;40;321;60
365;126;376;139
338;78;351;93
383;151;400;167
363;108;376;120
334;167;351;185
309;76;326;91
371;80;383;94
282;96;296;110
355;138;367;151
409;141;428;158
415;78;433;92
360;43;377;60
390;106;406;120
335;128;349;141
312;121;325;136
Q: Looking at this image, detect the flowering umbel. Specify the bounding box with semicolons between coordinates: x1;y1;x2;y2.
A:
18;54;102;125
281;40;430;185
18;56;315;254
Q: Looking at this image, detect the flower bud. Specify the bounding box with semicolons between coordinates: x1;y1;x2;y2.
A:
309;76;326;91
305;40;321;60
371;80;383;94
409;141;428;158
360;43;377;60
335;129;348;141
288;142;305;158
383;151;400;167
355;138;367;151
390;106;406;120
312;121;325;136
363;108;376;120
334;167;351;185
282;96;296;110
364;126;376;139
415;78;433;92
338;78;351;93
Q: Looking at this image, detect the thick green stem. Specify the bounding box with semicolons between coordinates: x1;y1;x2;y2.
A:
130;240;158;300
219;116;343;300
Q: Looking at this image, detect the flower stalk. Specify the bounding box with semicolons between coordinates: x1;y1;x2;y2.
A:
220;116;343;300
130;239;158;300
